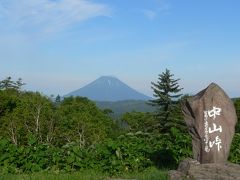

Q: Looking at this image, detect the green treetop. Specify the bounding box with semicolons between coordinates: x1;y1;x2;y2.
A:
149;69;184;133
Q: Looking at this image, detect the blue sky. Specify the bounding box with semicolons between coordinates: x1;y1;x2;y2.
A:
0;0;239;97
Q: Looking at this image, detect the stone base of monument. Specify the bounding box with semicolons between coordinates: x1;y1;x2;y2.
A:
168;158;240;180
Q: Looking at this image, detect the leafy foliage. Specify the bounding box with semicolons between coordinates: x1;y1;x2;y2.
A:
0;129;192;175
0;91;57;145
0;89;114;147
56;96;113;147
229;133;240;163
0;76;239;177
121;112;156;133
234;99;240;133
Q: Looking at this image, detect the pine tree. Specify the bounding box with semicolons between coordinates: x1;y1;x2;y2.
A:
55;95;61;103
0;77;25;91
149;69;184;133
0;77;14;90
15;78;26;91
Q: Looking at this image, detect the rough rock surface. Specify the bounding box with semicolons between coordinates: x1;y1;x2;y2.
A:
168;158;240;180
182;83;237;163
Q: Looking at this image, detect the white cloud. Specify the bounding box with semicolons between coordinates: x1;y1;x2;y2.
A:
157;0;170;12
141;9;157;20
0;0;111;34
139;0;170;20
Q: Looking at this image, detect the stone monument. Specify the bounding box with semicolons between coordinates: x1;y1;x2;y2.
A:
169;83;239;179
182;83;237;163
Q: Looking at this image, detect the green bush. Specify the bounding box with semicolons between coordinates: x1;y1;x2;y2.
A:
0;129;192;175
229;133;240;163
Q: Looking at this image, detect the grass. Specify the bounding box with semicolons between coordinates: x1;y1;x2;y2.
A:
118;167;168;180
0;167;168;180
1;170;106;180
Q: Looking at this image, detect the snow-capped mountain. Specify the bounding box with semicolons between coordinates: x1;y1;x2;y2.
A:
65;76;151;101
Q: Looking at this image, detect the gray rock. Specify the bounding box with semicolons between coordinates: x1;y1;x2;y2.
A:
168;158;240;180
182;83;237;163
168;170;185;180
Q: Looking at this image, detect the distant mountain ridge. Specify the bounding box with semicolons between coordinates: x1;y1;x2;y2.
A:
66;76;151;101
96;100;156;118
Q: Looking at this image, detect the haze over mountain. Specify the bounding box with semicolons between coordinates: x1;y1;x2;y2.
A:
66;76;151;101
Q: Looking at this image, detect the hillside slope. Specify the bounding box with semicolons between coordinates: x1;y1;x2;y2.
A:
66;76;151;101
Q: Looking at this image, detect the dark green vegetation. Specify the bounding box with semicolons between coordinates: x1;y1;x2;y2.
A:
148;69;186;134
0;73;240;179
234;98;240;133
96;100;156;118
0;167;168;180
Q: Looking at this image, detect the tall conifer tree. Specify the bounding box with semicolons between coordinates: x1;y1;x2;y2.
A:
149;69;183;133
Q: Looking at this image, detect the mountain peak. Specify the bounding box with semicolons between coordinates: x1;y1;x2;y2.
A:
94;76;122;87
66;76;151;102
98;75;117;79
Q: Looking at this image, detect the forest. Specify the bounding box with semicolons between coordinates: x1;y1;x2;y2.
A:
0;70;240;179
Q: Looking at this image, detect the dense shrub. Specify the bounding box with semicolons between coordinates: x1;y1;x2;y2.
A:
2;126;240;176
0;128;192;175
229;133;240;164
1;80;238;176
